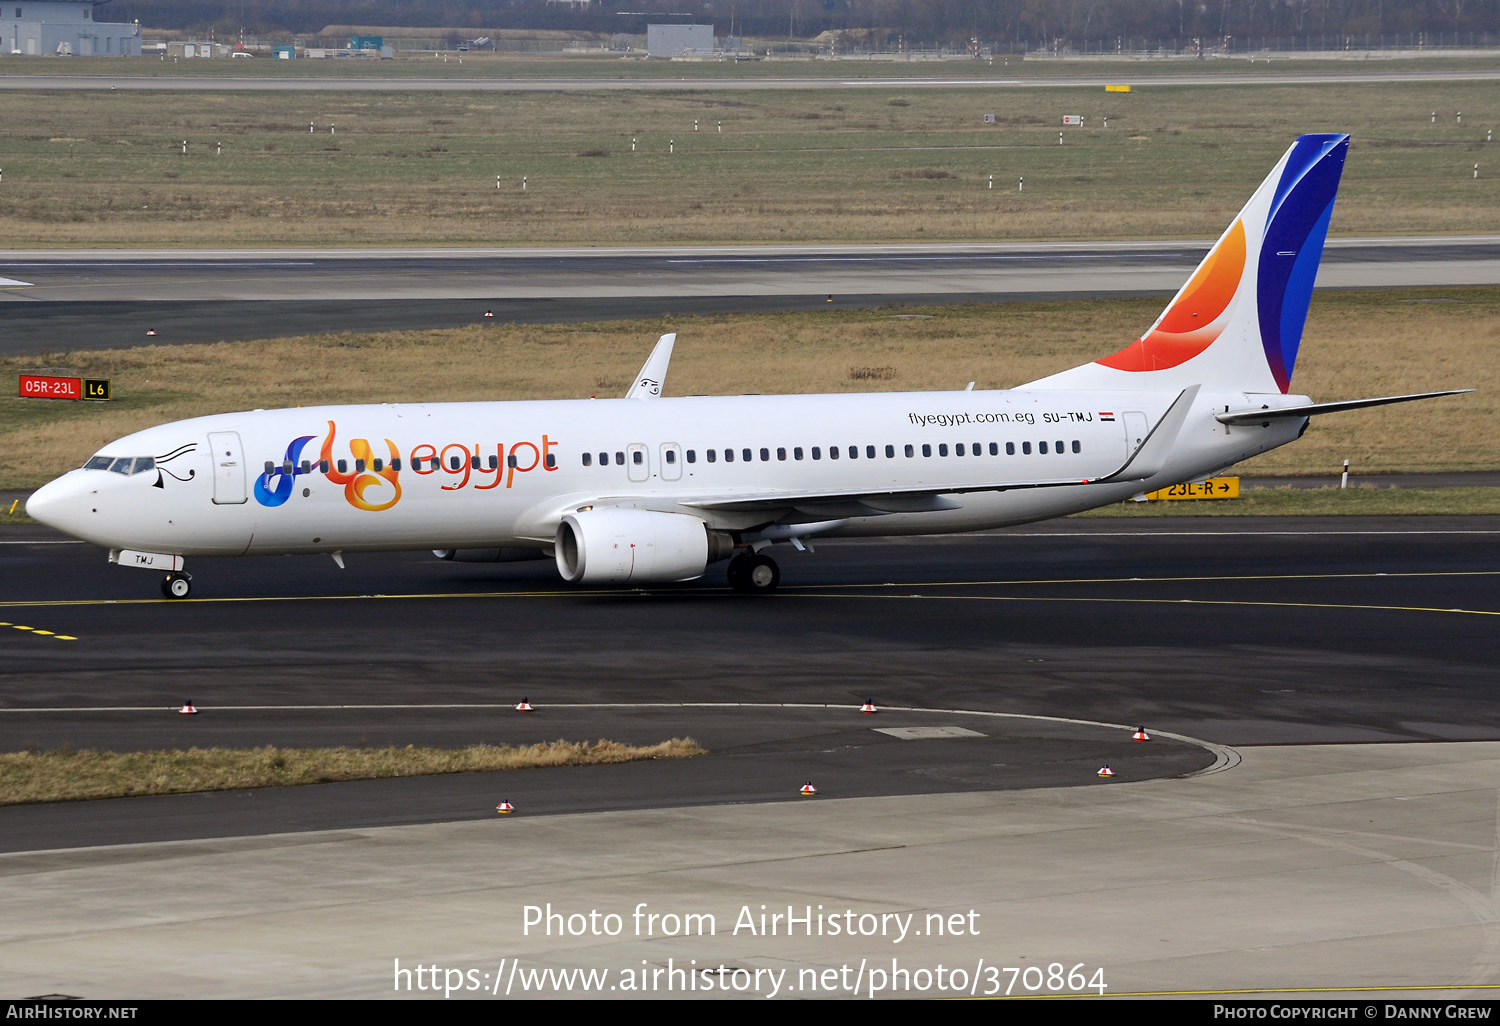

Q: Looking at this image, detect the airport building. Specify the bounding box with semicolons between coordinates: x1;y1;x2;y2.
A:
646;24;713;58
0;1;141;56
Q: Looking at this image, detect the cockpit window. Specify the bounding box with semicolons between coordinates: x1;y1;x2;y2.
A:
85;455;156;476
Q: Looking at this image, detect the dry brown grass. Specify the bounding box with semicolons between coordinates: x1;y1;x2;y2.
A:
0;81;1495;245
2;288;1494;489
0;737;705;805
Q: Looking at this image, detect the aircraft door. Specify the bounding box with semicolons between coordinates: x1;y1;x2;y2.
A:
627;443;649;483
660;443;682;482
1123;411;1150;459
207;430;248;504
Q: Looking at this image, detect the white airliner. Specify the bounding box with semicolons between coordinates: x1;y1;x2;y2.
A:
27;134;1468;598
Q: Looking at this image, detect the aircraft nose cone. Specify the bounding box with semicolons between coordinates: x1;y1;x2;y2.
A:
26;475;86;534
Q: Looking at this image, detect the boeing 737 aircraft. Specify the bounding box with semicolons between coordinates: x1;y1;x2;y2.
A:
26;134;1469;598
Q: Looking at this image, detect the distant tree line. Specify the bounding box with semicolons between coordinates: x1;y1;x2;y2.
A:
111;0;1500;47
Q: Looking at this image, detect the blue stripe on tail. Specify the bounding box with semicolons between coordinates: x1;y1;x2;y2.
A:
1257;134;1349;393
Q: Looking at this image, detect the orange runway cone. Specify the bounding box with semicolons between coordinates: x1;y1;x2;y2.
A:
1097;764;1114;778
799;782;818;796
1132;726;1150;741
515;698;533;712
859;699;877;714
495;801;515;814
178;701;197;715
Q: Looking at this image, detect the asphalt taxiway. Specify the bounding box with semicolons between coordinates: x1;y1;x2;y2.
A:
2;238;1496;355
2;515;1499;998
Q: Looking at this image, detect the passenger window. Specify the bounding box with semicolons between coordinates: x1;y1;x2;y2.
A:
905;444;914;458
390;459;400;472
760;448;770;462
545;454;557;469
282;460;294;475
599;452;608;466
866;445;876;459
666;450;677;464
938;444;948;457
956;443;966;457
1006;442;1015;456
488;455;498;470
373;458;384;472
338;460;349;473
1072;440;1081;454
686;450;696;463
849;446;858;459
509;454;519;469
583;453;593;467
356;459;367;473
448;456;460;470
794;447;803;461
264;461;275;474
829;446;839;460
922;444;931;457
743;448;752;462
1039;442;1048;454
469;455;480;470
725;449;734;463
812;447;821;460
633;451;644;465
707;449;717;463
1022;442;1031;455
989;442;998;456
321;460;331;473
615;452;625;465
885;445;894;458
776;447;786;461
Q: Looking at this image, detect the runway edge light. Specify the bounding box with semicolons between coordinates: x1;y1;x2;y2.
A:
1097;763;1114;778
495;801;515;814
800;782;818;796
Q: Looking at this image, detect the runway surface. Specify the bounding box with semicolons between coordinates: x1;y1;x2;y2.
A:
2;68;1499;91
2;237;1497;355
2;516;1496;855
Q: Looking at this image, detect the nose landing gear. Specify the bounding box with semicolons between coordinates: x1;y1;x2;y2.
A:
161;572;193;599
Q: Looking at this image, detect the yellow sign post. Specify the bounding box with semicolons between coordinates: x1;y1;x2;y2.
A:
1145;477;1240;500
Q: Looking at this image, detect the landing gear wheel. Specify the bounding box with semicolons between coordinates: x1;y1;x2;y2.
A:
743;553;780;593
161;572;192;599
726;554;750;592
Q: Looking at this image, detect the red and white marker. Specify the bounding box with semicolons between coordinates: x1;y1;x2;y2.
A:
515;698;533;712
799;782;818;796
495;801;515;814
1132;726;1150;742
859;699;878;714
146;329;157;337
1097;764;1114;778
178;701;197;715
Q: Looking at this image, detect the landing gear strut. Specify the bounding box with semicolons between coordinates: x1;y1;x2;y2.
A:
727;552;780;594
161;572;193;599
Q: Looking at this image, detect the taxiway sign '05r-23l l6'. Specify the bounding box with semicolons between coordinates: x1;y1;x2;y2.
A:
27;135;1472;599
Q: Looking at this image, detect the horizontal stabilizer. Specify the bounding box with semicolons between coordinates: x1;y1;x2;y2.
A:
1215;389;1473;425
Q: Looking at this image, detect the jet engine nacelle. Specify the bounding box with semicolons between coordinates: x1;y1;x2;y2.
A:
555;509;731;584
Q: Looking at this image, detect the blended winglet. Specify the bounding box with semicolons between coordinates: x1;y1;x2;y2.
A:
626;333;676;400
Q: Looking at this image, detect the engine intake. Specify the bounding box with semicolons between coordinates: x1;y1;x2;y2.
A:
555;509;729;584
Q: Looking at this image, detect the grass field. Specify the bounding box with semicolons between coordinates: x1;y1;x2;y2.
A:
1;287;1493;491
0;78;1495;245
0;737;705;804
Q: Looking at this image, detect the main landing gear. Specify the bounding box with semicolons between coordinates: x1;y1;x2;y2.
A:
161;572;193;599
726;551;780;594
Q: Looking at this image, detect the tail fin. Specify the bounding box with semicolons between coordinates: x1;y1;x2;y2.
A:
1023;134;1348;395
